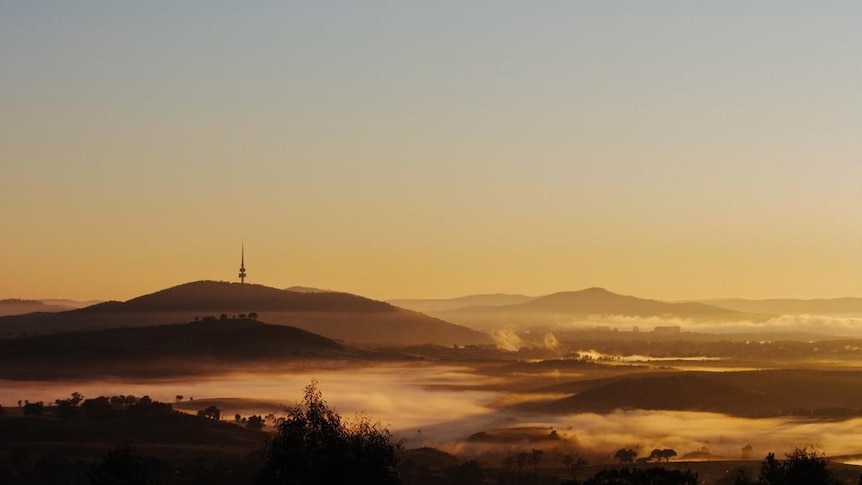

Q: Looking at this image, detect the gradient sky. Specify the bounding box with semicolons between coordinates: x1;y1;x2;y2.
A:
2;1;861;302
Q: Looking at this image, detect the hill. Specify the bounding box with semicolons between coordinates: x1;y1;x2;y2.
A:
432;287;768;330
0;399;268;484
0;318;358;379
388;293;535;313
538;369;862;417
700;297;862;317
0;299;74;317
0;281;490;346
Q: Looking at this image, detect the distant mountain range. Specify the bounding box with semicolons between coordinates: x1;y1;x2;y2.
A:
0;281;490;346
399;288;768;330
0;298;98;317
388;294;534;313
696;298;862;317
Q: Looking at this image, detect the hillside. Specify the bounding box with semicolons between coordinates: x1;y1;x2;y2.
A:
432;287;768;330
388;293;535;313
0;318;358;379
0;281;490;346
538;369;862;417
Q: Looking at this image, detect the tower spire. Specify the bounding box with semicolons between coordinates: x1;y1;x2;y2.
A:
238;240;247;283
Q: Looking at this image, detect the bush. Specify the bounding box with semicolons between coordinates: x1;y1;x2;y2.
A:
257;381;400;485
753;447;842;485
583;467;698;485
23;402;43;416
87;443;155;485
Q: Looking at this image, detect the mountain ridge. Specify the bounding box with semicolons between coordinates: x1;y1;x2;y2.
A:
696;297;862;316
422;287;770;330
0;280;490;346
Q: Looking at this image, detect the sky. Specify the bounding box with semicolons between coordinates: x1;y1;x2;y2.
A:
2;1;861;302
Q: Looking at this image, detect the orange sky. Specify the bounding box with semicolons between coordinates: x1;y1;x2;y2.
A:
2;2;861;302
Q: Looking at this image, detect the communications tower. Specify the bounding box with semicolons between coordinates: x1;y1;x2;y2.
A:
238;241;247;283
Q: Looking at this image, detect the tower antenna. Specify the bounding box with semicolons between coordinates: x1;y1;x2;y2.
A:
238;240;247;283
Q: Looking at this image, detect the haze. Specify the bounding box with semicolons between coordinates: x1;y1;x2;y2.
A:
3;1;862;302
5;4;862;483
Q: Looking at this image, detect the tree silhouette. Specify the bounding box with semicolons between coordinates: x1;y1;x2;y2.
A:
257;381;399;485
87;443;155;485
614;448;638;463
530;449;544;472
56;399;77;419
197;405;221;420
246;415;265;431
649;448;677;463
23;401;43;416
747;447;843;485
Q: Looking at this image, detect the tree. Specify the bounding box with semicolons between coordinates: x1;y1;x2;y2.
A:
247;415;265;431
56;399;77;419
87;443;155;485
650;448;677;463
197;405;221;420
249;312;259;319
23;401;43;416
82;397;112;418
754;447;842;485
563;453;588;474
615;448;638;464
257;381;399;485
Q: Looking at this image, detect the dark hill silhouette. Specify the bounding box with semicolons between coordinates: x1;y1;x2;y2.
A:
0;281;489;346
117;281;391;312
432;287;769;330
0;318;357;378
538;369;862;417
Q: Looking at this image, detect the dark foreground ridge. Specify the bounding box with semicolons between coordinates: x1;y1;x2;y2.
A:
0;318;360;379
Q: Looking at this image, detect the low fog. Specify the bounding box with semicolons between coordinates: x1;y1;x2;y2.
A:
7;362;862;464
568;314;862;337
